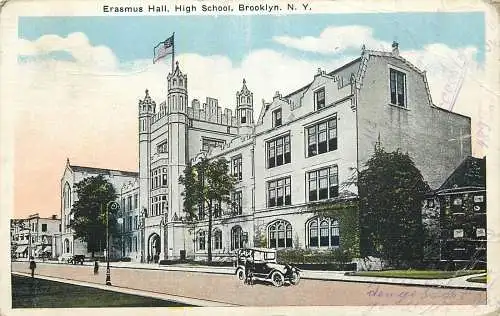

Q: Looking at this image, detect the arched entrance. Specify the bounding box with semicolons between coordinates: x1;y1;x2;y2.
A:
148;233;161;263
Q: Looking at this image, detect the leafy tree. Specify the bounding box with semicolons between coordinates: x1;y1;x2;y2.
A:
70;175;118;258
358;144;430;268
179;157;237;262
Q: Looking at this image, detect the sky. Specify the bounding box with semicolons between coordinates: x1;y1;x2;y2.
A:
13;12;488;218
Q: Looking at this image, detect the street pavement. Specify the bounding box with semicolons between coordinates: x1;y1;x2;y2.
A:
11;262;486;306
15;259;486;289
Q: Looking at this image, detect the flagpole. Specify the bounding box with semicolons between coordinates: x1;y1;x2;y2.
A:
171;32;175;73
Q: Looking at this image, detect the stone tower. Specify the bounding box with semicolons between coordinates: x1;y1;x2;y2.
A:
236;79;254;135
166;61;188;223
138;89;155;220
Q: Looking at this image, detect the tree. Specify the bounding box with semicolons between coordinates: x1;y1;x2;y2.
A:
179;157;237;262
70;175;118;258
358;144;430;268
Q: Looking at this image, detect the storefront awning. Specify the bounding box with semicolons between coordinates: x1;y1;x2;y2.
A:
15;246;27;253
43;246;52;253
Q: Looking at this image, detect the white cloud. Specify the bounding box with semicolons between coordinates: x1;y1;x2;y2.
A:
19;32;118;70
273;25;392;54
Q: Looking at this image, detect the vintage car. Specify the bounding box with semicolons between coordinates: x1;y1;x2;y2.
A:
68;255;85;265
234;248;301;287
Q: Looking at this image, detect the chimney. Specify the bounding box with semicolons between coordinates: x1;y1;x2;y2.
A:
392;41;399;56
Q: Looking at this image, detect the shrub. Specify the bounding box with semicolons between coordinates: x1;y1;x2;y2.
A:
277;248;353;264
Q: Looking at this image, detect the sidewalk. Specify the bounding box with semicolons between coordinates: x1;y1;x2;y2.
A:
24;260;487;290
11;271;238;307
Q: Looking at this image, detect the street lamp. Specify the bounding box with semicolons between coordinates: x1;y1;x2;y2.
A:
105;200;120;286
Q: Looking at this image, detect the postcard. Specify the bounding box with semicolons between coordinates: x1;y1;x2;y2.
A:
1;0;498;315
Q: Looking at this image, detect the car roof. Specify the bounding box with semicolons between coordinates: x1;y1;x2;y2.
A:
239;247;276;253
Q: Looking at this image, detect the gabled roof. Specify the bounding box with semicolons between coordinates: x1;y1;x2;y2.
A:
69;165;138;178
437;156;486;192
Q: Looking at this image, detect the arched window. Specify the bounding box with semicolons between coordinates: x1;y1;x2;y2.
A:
63;183;71;209
64;239;70;253
247;96;251;103
179;78;183;87
173;78;177;86
213;229;222;250
307;217;340;248
268;220;292;248
198;230;206;251
231;226;244;250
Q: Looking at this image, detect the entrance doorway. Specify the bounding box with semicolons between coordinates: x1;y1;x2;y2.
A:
148;233;161;263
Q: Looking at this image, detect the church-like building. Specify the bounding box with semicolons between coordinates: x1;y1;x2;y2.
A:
56;43;473;263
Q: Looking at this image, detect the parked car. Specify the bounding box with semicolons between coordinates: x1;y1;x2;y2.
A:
68;255;85;265
234;248;301;287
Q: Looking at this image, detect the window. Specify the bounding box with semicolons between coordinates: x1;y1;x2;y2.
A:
232;191;243;215
267;135;291;168
308;166;339;202
307;116;337;157
42;224;47;232
202;138;225;152
213;229;222;250
63;183;71;209
267;177;291;207
232;156;242;181
198;231;206;250
241;110;247;124
128;216;133;231
213;200;222;218
315;87;326;110
127;196;132;211
134;216;138;230
389;68;406;107
134;236;138;252
308;218;340;248
162;168;168;186
134;194;138;209
268;220;293;248
157;141;168;154
198;204;205;220
231;226;244;250
272;108;282;127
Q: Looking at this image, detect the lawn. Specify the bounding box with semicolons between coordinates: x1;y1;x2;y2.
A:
467;275;487;284
11;275;195;308
349;270;486;279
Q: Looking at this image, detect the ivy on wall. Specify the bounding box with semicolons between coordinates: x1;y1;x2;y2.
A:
308;199;360;258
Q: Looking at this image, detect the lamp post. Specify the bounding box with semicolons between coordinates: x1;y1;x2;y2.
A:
106;201;120;286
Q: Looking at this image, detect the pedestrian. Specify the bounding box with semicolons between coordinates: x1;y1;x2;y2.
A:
147;254;151;264
29;256;36;278
93;260;99;275
244;255;253;285
154;254;159;263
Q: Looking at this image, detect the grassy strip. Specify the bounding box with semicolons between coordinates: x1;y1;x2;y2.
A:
467;275;487;284
349;270;486;279
11;274;194;308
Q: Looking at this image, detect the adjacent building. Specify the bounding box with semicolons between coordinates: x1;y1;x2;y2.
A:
11;213;60;259
423;156;486;264
58;159;138;258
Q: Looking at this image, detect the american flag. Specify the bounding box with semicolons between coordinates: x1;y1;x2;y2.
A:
153;34;174;64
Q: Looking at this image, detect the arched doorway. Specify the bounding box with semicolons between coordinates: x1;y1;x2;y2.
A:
64;239;70;253
148;233;161;263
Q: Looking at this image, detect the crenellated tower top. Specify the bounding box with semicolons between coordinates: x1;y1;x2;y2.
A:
236;79;254;134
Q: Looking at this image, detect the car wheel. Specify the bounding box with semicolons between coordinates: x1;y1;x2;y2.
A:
237;268;245;281
290;271;300;285
271;271;284;287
